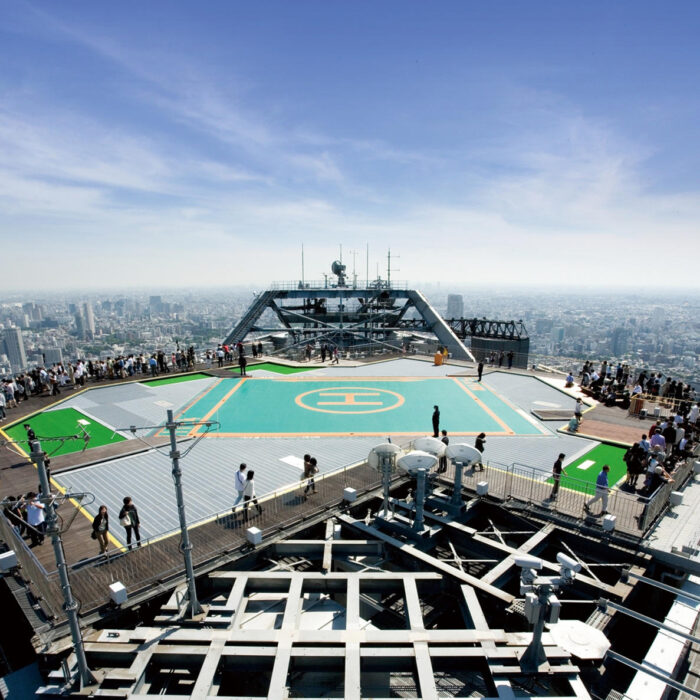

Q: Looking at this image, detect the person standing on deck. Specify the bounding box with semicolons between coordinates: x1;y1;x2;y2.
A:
474;433;486;471
233;463;248;508
584;465;610;516
432;406;440;438
548;453;566;500
243;470;263;521
24;492;46;546
119;497;141;550
477;361;484;382
92;505;110;555
439;430;449;473
303;456;318;496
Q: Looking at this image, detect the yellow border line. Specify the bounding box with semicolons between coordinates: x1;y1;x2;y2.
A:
152;377;226;438
49;478;124;548
466;377;550;436
192;430;514;437
451;377;515;435
0;429;126;552
172;377;224;421
245;376;432;382
189;379;247;437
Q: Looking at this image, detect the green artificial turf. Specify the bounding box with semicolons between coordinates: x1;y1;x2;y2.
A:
233;362;319;375
141;373;211;387
546;443;628;494
5;408;125;457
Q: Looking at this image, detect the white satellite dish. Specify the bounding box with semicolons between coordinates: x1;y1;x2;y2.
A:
397;450;438;475
367;442;402;470
445;443;482;464
413;436;446;458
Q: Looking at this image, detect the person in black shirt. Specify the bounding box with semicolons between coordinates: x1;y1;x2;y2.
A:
475;433;486;471
432;406;440;438
549;453;566;500
118;497;141;550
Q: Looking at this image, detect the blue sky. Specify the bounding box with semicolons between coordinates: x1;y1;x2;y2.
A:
1;1;699;289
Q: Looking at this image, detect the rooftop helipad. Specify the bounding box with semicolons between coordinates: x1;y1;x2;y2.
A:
166;375;549;438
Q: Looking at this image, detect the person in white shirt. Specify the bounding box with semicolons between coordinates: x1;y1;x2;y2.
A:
233;463;247;508
24;492;46;546
688;404;699;425
243;470;263;521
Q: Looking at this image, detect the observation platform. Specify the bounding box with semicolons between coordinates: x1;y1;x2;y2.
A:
0;356;695;630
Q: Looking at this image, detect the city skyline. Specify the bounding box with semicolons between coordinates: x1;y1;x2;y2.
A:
2;286;698;390
2;1;699;290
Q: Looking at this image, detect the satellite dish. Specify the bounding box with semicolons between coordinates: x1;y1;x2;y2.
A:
397;450;438;475
368;442;402;470
445;443;482;464
331;260;347;286
413;436;446;458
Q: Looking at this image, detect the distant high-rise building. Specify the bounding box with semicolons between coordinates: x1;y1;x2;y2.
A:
446;294;464;319
43;347;63;365
550;327;565;343
3;328;27;372
149;296;163;313
535;318;554;334
74;312;85;340
83;302;95;340
611;327;628;356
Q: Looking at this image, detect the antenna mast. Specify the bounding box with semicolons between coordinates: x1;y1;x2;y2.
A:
366;243;369;287
387;248;400;288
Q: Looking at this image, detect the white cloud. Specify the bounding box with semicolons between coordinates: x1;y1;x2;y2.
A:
1;6;698;290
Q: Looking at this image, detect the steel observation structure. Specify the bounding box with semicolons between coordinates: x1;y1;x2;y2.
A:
223;260;529;365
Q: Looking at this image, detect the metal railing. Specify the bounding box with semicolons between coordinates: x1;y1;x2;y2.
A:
638;456;696;532
270;280;409;291
5;449;693;621
0;513;64;626
627;392;693;420
436;458;648;536
48;461;388;616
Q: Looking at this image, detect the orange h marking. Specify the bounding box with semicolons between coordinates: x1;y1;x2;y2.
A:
317;391;382;406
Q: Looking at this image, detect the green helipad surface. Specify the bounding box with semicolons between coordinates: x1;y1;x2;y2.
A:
141;372;211;386
4;407;126;456
170;376;547;437
546;444;628;495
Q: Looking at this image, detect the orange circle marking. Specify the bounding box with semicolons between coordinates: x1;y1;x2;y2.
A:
295;386;405;414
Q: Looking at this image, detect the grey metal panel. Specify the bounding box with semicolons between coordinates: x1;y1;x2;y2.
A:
45;378;217;431
482;372;578;415
53;436;384;544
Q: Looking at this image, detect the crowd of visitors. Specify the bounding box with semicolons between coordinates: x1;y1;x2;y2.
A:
621;417;697;495
576;360;696;412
